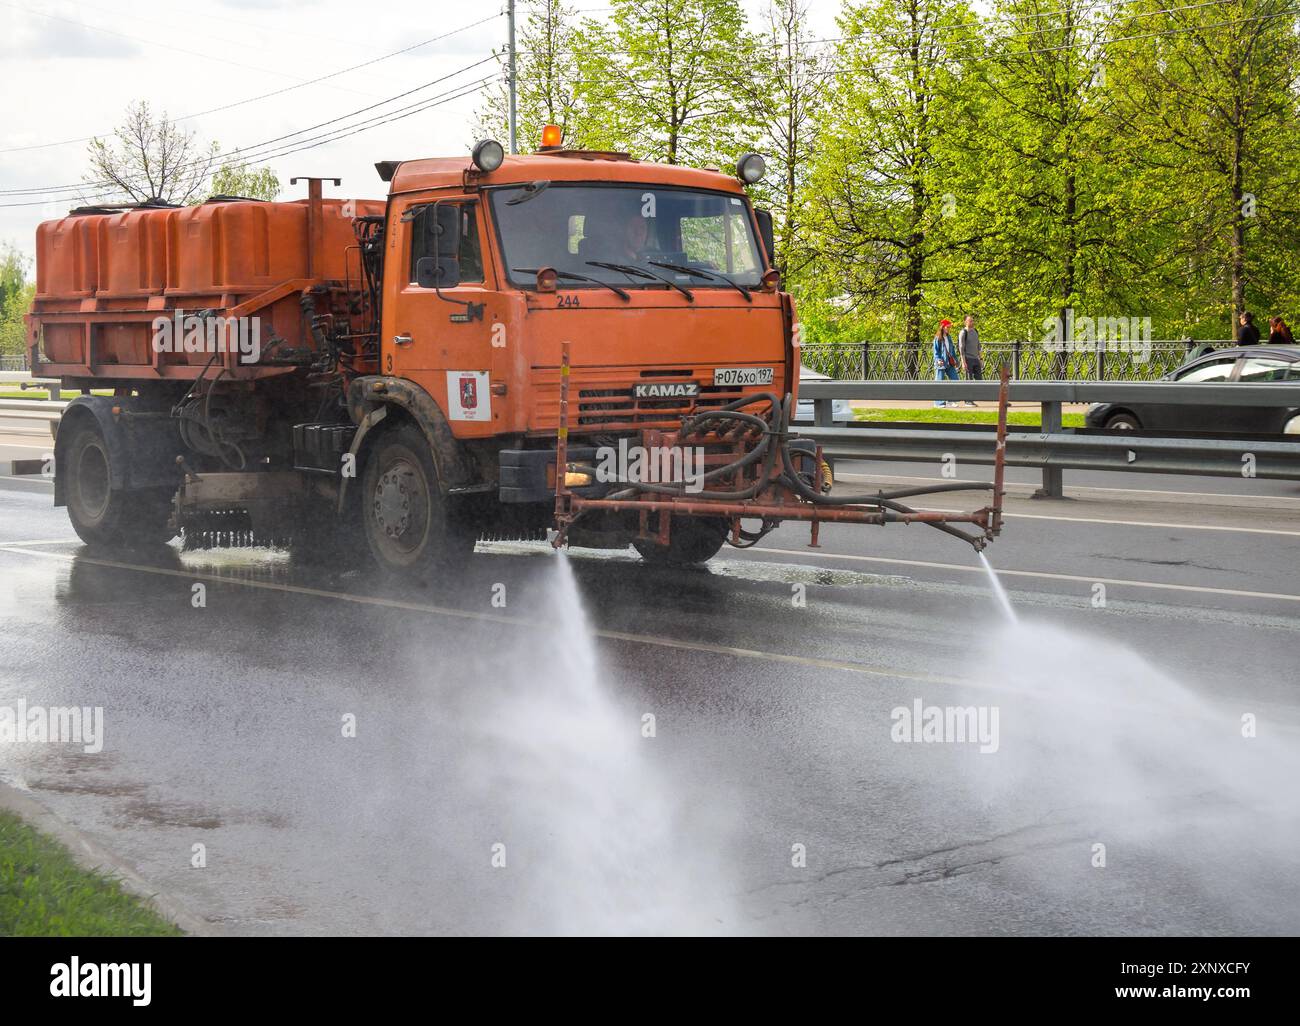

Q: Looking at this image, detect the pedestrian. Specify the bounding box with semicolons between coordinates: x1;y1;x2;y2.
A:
958;314;982;407
933;319;959;407
1268;316;1294;346
1238;311;1261;346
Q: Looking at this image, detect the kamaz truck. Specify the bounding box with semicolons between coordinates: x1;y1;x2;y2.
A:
27;130;1007;577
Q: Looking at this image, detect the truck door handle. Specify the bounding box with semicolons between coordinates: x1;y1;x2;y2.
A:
393;334;413;346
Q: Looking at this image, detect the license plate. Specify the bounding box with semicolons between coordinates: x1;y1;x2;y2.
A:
714;366;774;387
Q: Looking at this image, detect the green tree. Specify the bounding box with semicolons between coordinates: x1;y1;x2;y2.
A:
0;246;34;359
472;0;595;152
574;0;751;165
207;163;280;201
806;0;981;371
738;0;828;278
1110;0;1300;335
968;0;1146;362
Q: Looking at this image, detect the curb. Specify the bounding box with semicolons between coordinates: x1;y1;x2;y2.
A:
0;779;214;937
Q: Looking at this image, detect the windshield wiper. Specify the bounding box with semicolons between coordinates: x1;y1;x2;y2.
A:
505;181;551;206
649;260;752;302
586;260;694;301
512;267;630;301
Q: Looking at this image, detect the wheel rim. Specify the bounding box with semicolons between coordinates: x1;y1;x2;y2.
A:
1112;420;1135;430
76;442;111;520
371;455;430;559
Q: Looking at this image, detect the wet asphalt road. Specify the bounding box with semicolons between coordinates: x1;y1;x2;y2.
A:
1;463;1298;936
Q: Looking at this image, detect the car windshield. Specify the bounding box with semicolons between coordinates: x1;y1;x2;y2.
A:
489;183;764;289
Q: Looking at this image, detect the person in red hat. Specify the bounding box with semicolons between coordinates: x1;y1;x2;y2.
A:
932;318;960;406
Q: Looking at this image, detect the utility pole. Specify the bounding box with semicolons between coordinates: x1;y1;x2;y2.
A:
507;0;518;154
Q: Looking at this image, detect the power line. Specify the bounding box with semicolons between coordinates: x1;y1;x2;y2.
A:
0;75;495;210
1;53;502;196
0;11;504;155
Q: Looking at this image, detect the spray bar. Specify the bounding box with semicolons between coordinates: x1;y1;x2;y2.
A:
552;342;1011;553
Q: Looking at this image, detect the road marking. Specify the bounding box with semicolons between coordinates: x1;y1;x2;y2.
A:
832;475;1300;536
757;547;1300;603
836;471;1300;504
3;542;1295;730
0;475;53;486
0;543;965;688
907;505;1300;538
1000;510;1300;537
6;533;1299;612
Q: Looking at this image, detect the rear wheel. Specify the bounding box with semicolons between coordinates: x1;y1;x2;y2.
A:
360;423;475;578
64;422;174;548
633;517;728;566
1105;412;1141;431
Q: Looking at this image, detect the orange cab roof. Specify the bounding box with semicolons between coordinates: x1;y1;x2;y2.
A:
387;152;747;197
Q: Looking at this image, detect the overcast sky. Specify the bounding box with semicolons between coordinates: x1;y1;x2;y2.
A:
0;0;842;263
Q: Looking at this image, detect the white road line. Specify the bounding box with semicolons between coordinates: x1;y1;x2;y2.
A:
2;542;1293;728
757;546;1300;603
0;544;963;688
6;534;1298;605
905;505;1300;538
0;475;54;486
836;471;1300;504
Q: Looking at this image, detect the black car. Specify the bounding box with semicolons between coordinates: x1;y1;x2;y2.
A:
1086;345;1300;436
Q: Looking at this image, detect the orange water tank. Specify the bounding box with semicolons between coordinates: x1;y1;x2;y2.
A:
31;194;384;374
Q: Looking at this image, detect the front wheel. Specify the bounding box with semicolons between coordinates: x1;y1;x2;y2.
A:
1105;412;1141;431
360;423;475;578
633;517;727;566
64;422;174;548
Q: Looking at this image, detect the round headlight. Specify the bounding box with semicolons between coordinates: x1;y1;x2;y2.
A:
472;139;505;173
737;152;766;184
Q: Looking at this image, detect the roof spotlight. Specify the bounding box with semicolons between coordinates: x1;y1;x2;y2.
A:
472;139;505;172
737;152;766;184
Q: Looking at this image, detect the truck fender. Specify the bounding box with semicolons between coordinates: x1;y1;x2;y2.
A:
345;376;476;498
336;404;387;514
53;396;182;507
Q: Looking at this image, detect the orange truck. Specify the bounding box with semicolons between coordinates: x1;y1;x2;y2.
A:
27;130;1007;575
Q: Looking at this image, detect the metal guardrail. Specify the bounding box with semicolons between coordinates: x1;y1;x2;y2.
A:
798;379;1300;495
0;398;65;441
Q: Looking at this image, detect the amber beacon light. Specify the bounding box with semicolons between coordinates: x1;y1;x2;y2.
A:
539;124;564;150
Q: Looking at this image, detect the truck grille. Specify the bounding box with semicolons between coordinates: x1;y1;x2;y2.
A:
531;366;780;433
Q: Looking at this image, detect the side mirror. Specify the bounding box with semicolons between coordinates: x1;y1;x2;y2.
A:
754;208;776;266
416;256;460;290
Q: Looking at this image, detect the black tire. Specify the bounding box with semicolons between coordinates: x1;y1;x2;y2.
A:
359;423;475;578
632;517;727;565
64;422;175;548
1105;412;1141;431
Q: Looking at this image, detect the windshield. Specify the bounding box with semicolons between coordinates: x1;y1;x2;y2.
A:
490;184;764;289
